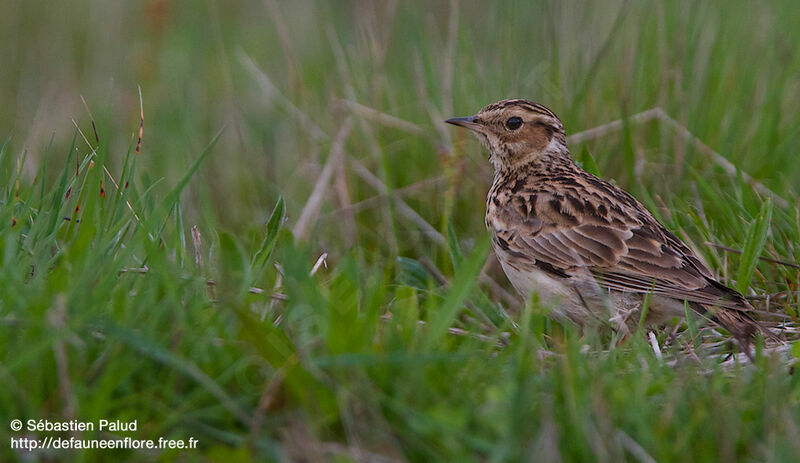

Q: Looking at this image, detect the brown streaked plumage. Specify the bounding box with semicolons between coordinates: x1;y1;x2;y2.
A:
447;99;771;348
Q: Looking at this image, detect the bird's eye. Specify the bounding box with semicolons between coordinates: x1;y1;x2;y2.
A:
505;117;522;130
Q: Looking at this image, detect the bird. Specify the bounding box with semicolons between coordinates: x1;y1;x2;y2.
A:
445;98;772;349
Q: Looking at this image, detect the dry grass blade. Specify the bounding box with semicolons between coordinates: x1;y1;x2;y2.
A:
70;117;147;229
249;364;287;446
655;110;789;208
239;52;328;141
191;225;203;269
269;262;285;315
262;0;301;92
615;429;658;463
79;94;99;144
705;241;800;269
747;290;800;301
351;160;444;245
71;118;96;155
333;158;357;247
426;102;451;149
648;331;663;361
293;118;353;242
135;85;144;155
351;160;521;309
337;99;425;136
322;175;446;219
119;267;149;274
203;278;283;299
379;313;505;347
310;252;328;276
566;108;663;144
568;107;789;208
479;253;524;308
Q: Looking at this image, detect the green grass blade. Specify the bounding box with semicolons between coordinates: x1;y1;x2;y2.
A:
737;198;773;293
577;145;601;176
252;196;285;273
423;234;491;350
141;129;222;240
447;221;464;268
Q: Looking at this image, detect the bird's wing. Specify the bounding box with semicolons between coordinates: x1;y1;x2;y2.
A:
489;182;750;311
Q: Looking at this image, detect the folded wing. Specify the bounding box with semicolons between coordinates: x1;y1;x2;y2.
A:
489;185;750;311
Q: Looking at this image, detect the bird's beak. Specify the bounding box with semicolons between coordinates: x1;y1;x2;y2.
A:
445;115;482;132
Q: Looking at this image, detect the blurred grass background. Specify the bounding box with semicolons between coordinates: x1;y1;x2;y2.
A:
1;0;800;461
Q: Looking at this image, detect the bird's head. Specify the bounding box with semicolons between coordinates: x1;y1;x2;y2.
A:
446;99;568;171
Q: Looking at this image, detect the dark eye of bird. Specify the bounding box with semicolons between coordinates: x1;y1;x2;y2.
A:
505;116;522;130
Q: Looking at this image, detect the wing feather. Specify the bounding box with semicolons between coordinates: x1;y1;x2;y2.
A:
488;182;750;312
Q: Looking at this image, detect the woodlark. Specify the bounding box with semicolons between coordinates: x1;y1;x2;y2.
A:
447;99;769;347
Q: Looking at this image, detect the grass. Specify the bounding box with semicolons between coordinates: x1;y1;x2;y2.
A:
1;0;800;461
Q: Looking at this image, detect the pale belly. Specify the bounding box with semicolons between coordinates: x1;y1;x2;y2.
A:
495;248;590;324
495;246;686;330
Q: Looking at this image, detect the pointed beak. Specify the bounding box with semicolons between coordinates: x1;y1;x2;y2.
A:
445;115;481;131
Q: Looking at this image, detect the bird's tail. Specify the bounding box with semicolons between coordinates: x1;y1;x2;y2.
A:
711;307;780;350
